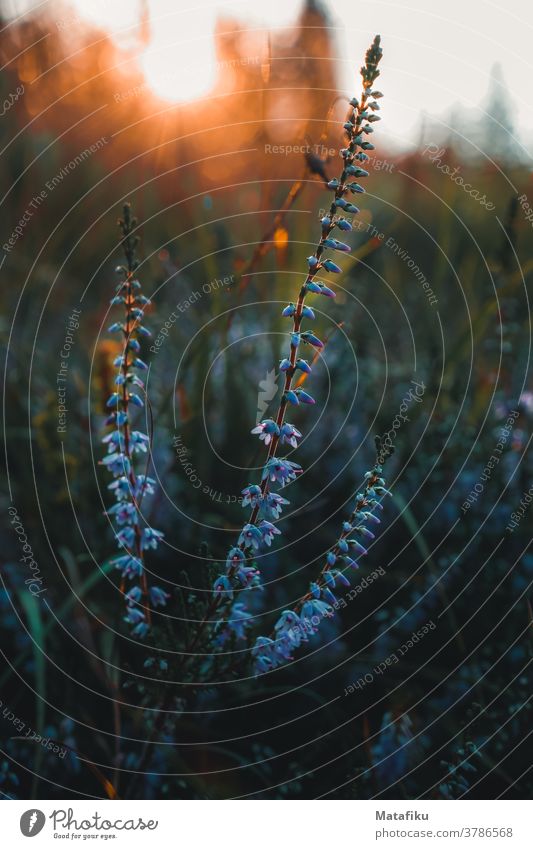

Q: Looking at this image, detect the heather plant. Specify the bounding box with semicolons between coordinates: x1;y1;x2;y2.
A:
102;204;168;638
201;35;391;673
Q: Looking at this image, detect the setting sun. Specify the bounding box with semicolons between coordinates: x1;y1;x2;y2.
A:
140;6;217;102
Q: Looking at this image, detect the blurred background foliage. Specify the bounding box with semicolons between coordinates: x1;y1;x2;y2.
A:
0;0;532;800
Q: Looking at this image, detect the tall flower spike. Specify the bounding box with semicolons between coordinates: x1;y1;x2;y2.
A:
252;447;391;674
179;35;385;662
102;203;165;639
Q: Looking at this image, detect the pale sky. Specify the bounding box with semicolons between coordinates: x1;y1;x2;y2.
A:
4;0;533;156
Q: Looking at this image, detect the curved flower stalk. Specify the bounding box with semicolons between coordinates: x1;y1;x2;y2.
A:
102;204;168;638
252;442;392;673
207;35;384;630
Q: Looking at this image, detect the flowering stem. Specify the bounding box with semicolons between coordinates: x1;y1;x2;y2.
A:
119;222;151;625
182;35;384;665
102;204;167;638
244;36;383;544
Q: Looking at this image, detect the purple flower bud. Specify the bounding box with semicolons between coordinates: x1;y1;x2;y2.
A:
141;527;164;550
346;165;368;177
305;280;322;294
334;570;351;587
259;520;281;546
275;610;301;632
125;585;142;605
295;358;312;373
301;331;324;349
150;586;170;607
226;547;245;570
241;484;263;508
213;575;233;599
285;390;299;405
238;524;264;551
347;539;368;556
310;582;321;599
261;492;290;520
131;621;150;638
125;607;145;625
323;259;342;273
332;239;351;252
282;303;296;317
296;389;315;405
251;420;280;445
262;458;302;487
336;218;352;232
280;422;302;447
322;587;337;605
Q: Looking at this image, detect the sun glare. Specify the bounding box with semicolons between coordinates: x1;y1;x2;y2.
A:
140;17;217;103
